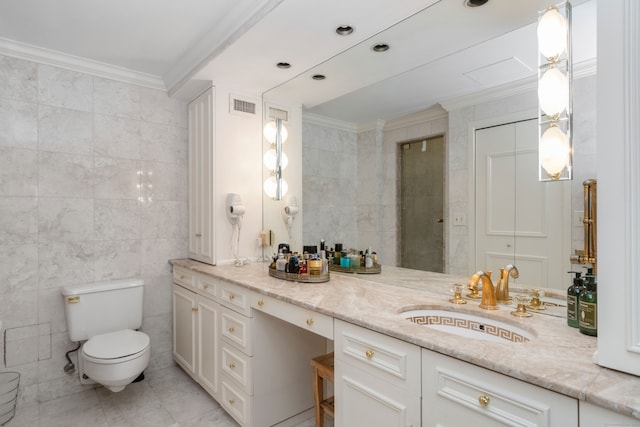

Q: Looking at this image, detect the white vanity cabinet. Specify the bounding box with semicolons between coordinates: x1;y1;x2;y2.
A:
172;267;220;399
334;319;421;427
422;349;578;427
217;280;329;427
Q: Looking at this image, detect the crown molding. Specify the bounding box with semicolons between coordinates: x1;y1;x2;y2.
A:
440;58;597;112
0;37;166;90
382;105;448;131
165;0;284;97
302;112;358;132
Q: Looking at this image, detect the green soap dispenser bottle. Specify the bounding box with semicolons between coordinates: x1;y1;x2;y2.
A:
579;269;597;336
567;271;584;328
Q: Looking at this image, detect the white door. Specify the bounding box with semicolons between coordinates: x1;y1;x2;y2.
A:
475;119;570;289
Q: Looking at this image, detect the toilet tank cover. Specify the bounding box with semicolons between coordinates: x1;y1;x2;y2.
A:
83;329;150;359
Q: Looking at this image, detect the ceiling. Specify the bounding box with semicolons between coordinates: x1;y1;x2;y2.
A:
0;0;596;124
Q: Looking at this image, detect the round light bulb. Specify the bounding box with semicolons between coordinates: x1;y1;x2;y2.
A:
263;176;277;199
263;176;289;199
538;67;569;118
263;149;288;172
539;125;571;178
537;7;567;60
263;121;288;144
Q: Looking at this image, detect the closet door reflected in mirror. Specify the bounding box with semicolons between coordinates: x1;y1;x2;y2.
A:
475;119;570;289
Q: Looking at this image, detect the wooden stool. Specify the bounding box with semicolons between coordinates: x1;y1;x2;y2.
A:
310;352;334;427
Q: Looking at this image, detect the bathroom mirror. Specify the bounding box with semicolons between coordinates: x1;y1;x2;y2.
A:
262;0;597;291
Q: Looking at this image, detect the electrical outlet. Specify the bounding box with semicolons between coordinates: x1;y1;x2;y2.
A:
574;210;584;227
453;214;466;226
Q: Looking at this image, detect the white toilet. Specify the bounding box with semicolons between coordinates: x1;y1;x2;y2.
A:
62;278;151;392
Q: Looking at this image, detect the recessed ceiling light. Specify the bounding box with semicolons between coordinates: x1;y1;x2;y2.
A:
372;43;390;53
464;0;489;7
335;25;354;36
312;74;326;81
276;62;291;69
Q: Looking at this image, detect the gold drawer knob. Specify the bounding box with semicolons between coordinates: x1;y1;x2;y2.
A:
365;349;375;358
306;318;314;326
258;300;265;307
478;395;490;407
229;293;235;300
180;275;188;280
229;363;236;369
202;284;209;290
195;233;202;237
228;327;235;333
228;399;235;405
191;307;198;312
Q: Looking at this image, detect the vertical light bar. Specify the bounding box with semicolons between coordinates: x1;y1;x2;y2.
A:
538;1;573;181
275;118;283;200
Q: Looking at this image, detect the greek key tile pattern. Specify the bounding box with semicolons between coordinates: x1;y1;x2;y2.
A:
407;315;530;343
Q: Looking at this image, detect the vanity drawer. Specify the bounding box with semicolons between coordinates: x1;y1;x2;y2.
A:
172;267;194;288
251;293;333;339
219;281;252;316
335;319;420;393
422;349;578;427
220;376;251;427
221;343;252;394
220;306;253;356
196;274;218;300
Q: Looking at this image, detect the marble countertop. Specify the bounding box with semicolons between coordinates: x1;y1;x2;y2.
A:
170;259;640;419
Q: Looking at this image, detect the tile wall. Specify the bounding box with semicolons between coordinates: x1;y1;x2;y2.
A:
301;121;358;249
0;54;188;405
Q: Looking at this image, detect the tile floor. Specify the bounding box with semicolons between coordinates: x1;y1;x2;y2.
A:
5;366;324;427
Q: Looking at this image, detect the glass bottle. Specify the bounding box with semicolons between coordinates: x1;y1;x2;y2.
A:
578;271;597;336
566;271;584;328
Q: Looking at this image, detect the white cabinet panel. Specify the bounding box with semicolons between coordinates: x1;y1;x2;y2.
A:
188;88;215;265
334;319;420;427
172;283;197;377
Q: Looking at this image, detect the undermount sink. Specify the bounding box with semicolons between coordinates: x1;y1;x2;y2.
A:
401;309;534;344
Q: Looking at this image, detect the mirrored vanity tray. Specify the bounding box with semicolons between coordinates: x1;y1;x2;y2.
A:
268;266;330;283
329;264;382;274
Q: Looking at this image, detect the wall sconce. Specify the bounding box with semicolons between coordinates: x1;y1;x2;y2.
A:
263;115;289;200
537;1;573;181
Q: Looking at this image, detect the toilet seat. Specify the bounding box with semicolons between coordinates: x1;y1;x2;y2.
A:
83;329;150;362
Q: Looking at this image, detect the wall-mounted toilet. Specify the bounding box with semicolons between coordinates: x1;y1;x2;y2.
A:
62;279;151;392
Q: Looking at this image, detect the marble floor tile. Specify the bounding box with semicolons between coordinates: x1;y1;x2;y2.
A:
4;365;320;427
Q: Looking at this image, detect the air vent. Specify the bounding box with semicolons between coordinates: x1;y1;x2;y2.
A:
229;94;258;117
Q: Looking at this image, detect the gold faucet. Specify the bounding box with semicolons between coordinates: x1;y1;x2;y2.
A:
468;271;498;310
467;270;491;299
496;264;519;304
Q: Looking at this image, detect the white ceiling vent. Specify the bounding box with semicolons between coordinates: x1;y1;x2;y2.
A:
229;94;258;117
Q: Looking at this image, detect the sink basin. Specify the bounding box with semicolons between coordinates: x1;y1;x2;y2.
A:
401;309;534;343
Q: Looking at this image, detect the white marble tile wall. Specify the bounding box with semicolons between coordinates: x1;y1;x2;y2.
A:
301;121;358;249
0;54;188;405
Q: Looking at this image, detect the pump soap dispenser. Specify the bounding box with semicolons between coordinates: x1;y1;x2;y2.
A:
579;268;597;336
567;271;585;328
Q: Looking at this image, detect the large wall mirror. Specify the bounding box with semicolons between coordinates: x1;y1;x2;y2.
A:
262;0;597;291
